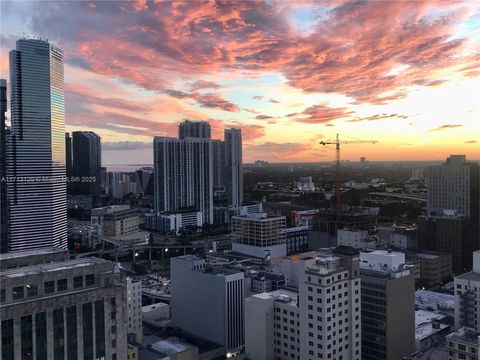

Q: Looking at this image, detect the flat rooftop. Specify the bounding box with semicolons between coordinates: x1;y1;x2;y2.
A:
456;271;480;282
415;290;455;310
1;257;111;279
0;247;68;260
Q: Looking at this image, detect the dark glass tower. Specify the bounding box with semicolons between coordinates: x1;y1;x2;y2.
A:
72;131;101;195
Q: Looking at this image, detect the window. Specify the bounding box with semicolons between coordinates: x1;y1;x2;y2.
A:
57;279;67;291
26;284;38;297
0;289;5;303
12;286;24;300
85;274;95;286
73;276;83;289
44;281;55;294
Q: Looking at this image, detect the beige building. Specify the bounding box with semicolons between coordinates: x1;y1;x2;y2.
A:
446;327;480;360
245;246;362;360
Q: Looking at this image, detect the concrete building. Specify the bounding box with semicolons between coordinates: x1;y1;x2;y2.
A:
71;131;102;195
337;228;377;250
284;226;309;254
360;250;415;360
294;176;315;192
446;327;480;360
0;79;8;252
0;251;128;360
170;256;244;356
225;128;243;209
7;38;67;251
158;211;203;235
179;120;211;139
231;213;287;259
0;247;69;271
153;136;213;224
454;251;480;331
406;251;453;288
245;246;362;360
127;278;142;343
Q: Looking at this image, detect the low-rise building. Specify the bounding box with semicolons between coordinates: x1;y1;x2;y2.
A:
284;226;309;254
406;251;453;288
337;228;377;249
446;327;480;360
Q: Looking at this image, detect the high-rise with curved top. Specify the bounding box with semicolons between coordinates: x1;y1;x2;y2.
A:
7;39;67;250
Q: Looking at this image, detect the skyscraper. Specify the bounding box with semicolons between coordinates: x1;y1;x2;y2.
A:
72;131;101;195
153;136;213;224
212;139;226;190
178;120;211;139
7;39;67;250
360;250;415;360
225;128;243;208
65;132;72;194
0;79;8;252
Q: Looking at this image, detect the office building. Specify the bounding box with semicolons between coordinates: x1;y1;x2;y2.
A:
232;213;287;259
0;251;128;360
445;327;480;360
170;255;244;356
421;155;480;271
454;251;480;331
0;79;7;252
245;246;362;360
126;277;142;343
156;210;203;235
294;176;315;192
225;128;243;209
337;228;377;250
212;139;226;190
418;215;474;273
72;131;101;195
405;251;452;288
65;133;72;178
153;136;213;224
284;226;309;254
7;38;67;250
178;120;211;139
360;250;415;360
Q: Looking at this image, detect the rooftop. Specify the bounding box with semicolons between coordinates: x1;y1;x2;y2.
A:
0;247;68;260
415;290;455;311
456;271;480;282
1;257;111;279
447;327;480;345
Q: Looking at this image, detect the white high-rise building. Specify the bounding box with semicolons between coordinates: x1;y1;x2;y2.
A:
153;136;213;224
454;251;480;331
170;255;244;356
126;277;142;343
225;128;243;209
245;247;362;360
7;39;67;250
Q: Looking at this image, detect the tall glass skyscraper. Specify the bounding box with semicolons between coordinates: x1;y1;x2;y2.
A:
7;39;67;250
225;128;243;209
72;131;101;195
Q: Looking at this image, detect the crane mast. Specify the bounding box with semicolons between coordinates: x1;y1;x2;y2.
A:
320;134;378;221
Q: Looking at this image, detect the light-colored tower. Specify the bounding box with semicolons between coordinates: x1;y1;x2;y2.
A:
153;136;213;224
225;128;243;209
7;39;67;250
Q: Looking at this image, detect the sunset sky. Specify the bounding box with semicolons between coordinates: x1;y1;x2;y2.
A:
1;0;479;164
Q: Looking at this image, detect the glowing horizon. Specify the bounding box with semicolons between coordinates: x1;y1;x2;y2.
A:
1;0;479;164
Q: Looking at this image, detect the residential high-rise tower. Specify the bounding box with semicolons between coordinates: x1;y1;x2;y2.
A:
225;128;243;209
0;79;8;252
72;131;101;195
178;120;211;139
7;39;67;250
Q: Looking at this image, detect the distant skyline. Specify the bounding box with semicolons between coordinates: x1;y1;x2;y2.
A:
1;0;479;164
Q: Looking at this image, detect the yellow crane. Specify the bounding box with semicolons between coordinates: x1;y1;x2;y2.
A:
320;134;378;220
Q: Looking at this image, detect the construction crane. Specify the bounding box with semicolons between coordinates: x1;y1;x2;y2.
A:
320;134;378;220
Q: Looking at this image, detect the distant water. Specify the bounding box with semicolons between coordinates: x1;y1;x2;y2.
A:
106;164;153;172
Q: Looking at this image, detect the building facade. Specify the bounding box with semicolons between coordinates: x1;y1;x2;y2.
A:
231;214;287;259
212;139;226;190
454;251;480;331
245;247;362;360
225;128;243;209
0;79;7;252
126;277;142;343
7;39;67;250
72;131;101;195
360;250;415;360
153;136;213;224
170;255;244;356
0;253;128;360
178;120;211;139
